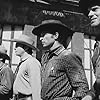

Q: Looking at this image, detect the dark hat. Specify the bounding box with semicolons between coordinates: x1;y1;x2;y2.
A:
0;45;10;60
32;19;74;36
79;0;100;16
11;34;39;51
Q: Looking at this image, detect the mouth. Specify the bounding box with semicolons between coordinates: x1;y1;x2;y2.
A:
42;42;45;45
91;18;97;21
90;18;97;23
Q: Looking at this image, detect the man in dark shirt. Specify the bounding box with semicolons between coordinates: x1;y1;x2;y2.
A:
79;0;100;99
32;19;89;100
0;44;14;100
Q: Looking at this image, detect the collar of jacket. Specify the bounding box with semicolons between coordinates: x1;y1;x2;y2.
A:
53;46;65;56
20;54;31;62
45;45;65;56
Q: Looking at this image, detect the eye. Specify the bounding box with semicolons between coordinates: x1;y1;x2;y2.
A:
40;32;46;37
92;8;97;11
91;6;100;12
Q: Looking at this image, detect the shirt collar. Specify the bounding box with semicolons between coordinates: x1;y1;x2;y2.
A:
20;53;31;62
49;45;65;56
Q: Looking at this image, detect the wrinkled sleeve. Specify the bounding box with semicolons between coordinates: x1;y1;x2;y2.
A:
63;53;89;100
86;84;95;99
0;67;14;95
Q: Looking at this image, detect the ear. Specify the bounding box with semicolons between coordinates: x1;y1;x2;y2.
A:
54;32;59;39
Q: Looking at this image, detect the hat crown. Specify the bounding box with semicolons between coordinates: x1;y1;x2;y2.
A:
18;34;34;46
41;19;62;25
11;34;38;51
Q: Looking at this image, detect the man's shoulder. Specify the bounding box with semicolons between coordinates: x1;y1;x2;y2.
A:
60;50;82;62
28;56;41;66
60;49;73;56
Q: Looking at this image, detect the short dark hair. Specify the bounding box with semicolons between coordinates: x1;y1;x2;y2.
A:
79;0;100;16
42;31;72;48
16;42;33;55
1;59;5;63
24;46;33;55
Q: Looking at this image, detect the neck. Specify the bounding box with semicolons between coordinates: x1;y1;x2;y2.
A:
50;41;62;51
92;25;100;35
20;52;29;61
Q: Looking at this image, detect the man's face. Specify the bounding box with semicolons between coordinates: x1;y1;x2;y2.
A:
88;5;100;26
14;43;25;57
40;32;56;48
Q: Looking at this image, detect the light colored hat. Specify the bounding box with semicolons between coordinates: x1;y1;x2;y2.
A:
32;19;74;37
11;34;38;51
0;45;10;60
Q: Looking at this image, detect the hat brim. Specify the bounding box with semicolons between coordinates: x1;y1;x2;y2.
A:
0;53;10;60
32;23;74;36
11;39;39;51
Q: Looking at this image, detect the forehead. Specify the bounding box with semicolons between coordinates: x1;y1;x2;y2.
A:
40;31;54;37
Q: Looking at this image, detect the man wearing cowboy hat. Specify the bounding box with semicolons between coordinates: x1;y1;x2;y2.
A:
0;44;14;100
32;19;89;100
12;34;41;100
79;0;100;100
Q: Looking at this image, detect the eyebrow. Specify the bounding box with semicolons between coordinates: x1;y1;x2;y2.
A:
89;6;100;10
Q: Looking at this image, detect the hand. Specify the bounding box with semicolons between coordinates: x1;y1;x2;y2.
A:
82;95;92;100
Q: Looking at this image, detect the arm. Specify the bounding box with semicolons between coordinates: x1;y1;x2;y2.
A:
53;53;89;100
65;53;89;100
28;58;42;100
81;95;92;100
82;83;96;100
0;66;14;95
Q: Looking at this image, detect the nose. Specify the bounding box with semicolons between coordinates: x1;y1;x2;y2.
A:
88;10;94;18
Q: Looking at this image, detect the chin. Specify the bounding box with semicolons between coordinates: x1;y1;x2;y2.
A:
16;54;20;57
42;45;51;50
42;45;46;47
91;22;100;27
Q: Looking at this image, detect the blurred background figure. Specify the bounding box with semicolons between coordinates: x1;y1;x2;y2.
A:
0;44;14;100
79;0;100;100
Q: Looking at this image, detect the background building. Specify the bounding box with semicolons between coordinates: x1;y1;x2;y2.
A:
0;0;98;90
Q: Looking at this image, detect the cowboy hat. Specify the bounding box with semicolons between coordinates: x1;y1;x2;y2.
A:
32;19;74;36
0;45;10;60
11;34;38;51
79;0;100;16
